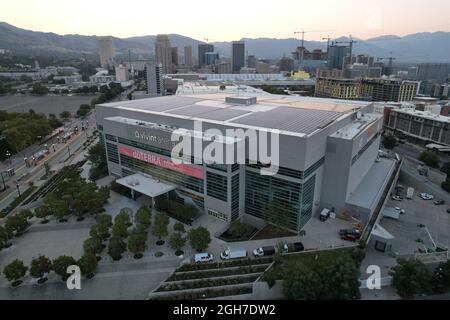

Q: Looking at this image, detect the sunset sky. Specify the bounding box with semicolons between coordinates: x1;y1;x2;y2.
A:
2;0;449;41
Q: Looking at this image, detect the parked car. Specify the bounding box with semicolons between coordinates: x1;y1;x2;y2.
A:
339;229;362;239
434;199;445;206
194;253;214;263
340;234;360;242
253;246;276;257
220;248;247;260
394;207;406;214
291;242;305;252
447;208;450;214
319;208;331;222
420;193;434;200
392;196;403;201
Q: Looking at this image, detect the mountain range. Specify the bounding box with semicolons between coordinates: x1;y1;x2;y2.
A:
1;22;450;63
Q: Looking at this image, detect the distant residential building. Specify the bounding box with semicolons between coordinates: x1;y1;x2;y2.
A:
417;63;450;82
90;70;116;84
99;36;115;69
171;47;179;67
231;41;245;73
247;55;256;68
198;44;214;67
216;61;232;74
240;67;256;74
431;83;450;98
256;62;270;74
155;35;172;74
327;44;350;70
123;60;152;72
145;62;164;96
115;65;130;82
53;74;82;84
279;57;294;72
316;68;343;79
361;79;419;102
315;77;362;100
184;46;193;67
205;52;219;66
344;64;382;79
387;108;450;146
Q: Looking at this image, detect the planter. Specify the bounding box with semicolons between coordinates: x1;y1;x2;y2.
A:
175;250;184;257
96;256;102;262
134;253;144;260
86;273;95;279
155;252;164;258
156;240;165;246
37;277;48;285
59;219;68;223
76;217;85;222
41;219;50;224
112;256;122;261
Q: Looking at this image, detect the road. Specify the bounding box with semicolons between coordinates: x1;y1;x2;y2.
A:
0;115;97;212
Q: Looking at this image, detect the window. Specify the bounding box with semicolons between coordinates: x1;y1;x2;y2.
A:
106;142;119;164
206;171;228;202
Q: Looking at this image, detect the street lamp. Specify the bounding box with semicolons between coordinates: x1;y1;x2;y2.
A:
6;150;11;165
16;182;21;197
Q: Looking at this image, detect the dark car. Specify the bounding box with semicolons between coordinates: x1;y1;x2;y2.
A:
447;208;450;214
339;229;362;239
292;242;305;252
434;200;445;206
341;234;360;242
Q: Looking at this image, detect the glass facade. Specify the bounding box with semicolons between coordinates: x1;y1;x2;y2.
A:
106;142;119;164
231;174;240;221
246;157;324;180
120;154;204;194
206;171;228;202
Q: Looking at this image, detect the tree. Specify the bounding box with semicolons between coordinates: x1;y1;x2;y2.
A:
115;208;132;226
283;262;323;300
29;255;52;282
85;143;108;180
127;233;147;258
59;111;71;121
90;223;110;242
107;237;126;261
173;222;186;233
169;232;186;252
0;226;11;248
188;227;211;252
382;135;397;150
390;258;433;299
83;237;104;256
96;213;112;226
52;255;77;281
5;214;29;235
433;260;450;293
112;221;129;239
135;206;151;229
31;83;49;95
78;253;98;278
44;162;51;177
3;259;28;286
419;151;440;169
34;205;52;223
152;212;169;241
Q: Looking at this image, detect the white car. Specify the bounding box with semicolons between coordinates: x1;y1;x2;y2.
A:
395;207;406;214
420;193;434;200
392;196;403;201
194;253;214;263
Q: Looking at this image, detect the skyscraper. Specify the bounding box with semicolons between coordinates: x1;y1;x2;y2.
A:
171;47;179;67
155;35;172;74
184;46;192;67
99;36;115;69
145;62;164;97
205;52;219;65
247;55;256;68
327;45;350;70
231;41;245;73
198;44;214;67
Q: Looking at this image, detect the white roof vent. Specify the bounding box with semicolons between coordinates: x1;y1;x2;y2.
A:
225;96;257;106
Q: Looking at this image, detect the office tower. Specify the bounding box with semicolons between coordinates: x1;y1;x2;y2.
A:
205;52;219;65
327;44;350;70
247;55;256;68
115;65;129;82
171;47;179;67
231;41;245;73
99;36;115;69
198;44;214;67
145;62;164;97
216;61;232;74
184;46;192;67
155;35;172;74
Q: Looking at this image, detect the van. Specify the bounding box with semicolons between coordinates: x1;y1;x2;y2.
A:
319;208;331;222
194;253;213;263
220;248;247;260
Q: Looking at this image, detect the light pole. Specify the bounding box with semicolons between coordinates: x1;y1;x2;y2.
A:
6;150;11;166
16;182;21;197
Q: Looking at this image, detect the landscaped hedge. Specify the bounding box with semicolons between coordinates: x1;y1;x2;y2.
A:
153;287;253;300
0;186;37;218
168;265;268;282
176;257;273;272
157;275;259;292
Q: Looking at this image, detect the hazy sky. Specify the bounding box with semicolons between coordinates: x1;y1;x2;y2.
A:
2;0;450;41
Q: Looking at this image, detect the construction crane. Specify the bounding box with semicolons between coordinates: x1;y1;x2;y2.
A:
294;29;334;70
377;52;396;74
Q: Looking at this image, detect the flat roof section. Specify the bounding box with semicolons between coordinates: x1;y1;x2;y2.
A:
116;173;175;198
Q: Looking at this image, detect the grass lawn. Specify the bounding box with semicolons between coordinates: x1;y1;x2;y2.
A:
251;224;296;240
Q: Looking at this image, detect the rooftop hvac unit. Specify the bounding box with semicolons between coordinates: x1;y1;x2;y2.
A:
225;96;257;106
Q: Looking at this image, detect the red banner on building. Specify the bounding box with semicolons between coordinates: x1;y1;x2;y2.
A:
119;146;204;179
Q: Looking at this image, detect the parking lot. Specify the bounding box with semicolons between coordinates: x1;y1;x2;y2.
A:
380;186;450;255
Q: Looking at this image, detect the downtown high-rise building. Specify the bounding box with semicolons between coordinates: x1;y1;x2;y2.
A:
231;41;245;73
145;62;164;97
184;46;193;67
155;35;172;74
247;55;256;68
99;36;115;69
171;47;179;67
198;44;214;67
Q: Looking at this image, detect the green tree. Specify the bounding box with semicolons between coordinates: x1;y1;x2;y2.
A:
115;208;132;226
29;255;52;282
187;226;211;252
169;232;186;252
96;213;112;226
3;259;28;285
419;151;440;169
433;260;450;293
5;214;29;235
112;221;129;239
31;83;49;95
78;253;98;278
382;135;397;150
390;258;433;299
107;237;126;261
0;226;11;248
85;143;108;180
152;212;169;241
83;237;104;256
90;223;110;242
283;262;323;299
59;111;71;121
127;233;147;258
135;206;151;229
173;222;186;233
52;256;77;281
34;205;52;222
